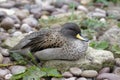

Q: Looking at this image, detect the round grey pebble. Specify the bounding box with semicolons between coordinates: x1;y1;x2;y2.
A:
99;67;110;74
9;65;26;75
0;17;14;30
62;71;73;78
69;67;82;76
81;70;98;78
77;77;87;80
20;23;32;33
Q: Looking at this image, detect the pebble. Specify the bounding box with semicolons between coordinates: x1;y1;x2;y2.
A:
113;67;120;75
12;31;23;37
81;70;98;78
95;8;106;14
0;17;14;30
65;77;76;80
0;11;7;22
97;73;120;80
115;58;120;67
0;8;15;15
88;12;106;18
22;17;38;28
77;77;87;80
62;71;73;78
4;73;12;80
0;69;10;77
9;15;21;24
0;32;9;41
80;0;92;5
20;24;32;33
69;67;82;76
0;1;15;8
9;66;26;75
14;24;21;29
100;18;106;23
0;53;3;63
0;48;9;56
2;57;11;64
99;67;110;74
77;5;88;13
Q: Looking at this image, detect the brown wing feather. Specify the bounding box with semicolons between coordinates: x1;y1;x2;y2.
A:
22;31;65;52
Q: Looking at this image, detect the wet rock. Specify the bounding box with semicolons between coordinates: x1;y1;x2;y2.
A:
115;58;120;67
81;70;98;78
77;77;87;80
22;17;38;28
62;71;73;78
15;9;30;20
42;47;114;72
0;53;3;63
0;48;9;56
12;31;23;37
97;73;120;80
99;67;110;74
77;5;88;13
9;65;26;75
20;24;32;33
0;69;10;77
113;67;120;75
4;73;12;80
69;67;82;76
0;17;14;30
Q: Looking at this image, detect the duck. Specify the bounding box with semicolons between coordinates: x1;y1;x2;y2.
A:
11;23;88;60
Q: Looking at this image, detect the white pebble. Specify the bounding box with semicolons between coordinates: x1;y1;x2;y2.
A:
5;73;12;80
20;24;32;33
0;69;10;77
12;31;22;37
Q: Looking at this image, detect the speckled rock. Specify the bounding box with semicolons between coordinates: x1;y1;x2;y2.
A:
0;17;14;30
9;66;26;75
97;73;120;80
0;69;10;77
69;67;82;76
81;70;98;78
62;72;73;78
42;47;114;72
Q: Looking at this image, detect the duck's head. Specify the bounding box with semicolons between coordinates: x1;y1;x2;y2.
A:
61;23;89;42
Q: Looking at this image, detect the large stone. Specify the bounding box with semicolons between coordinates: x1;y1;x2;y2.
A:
42;47;114;72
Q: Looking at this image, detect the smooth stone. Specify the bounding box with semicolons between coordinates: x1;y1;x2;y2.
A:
88;12;106;18
7;28;16;34
0;69;10;77
115;58;120;67
9;15;21;24
69;67;82;76
95;8;106;14
81;70;98;78
65;77;76;80
0;1;15;8
22;17;38;28
42;5;56;12
12;31;23;37
99;67;110;74
61;5;69;11
0;32;9;41
20;24;32;33
0;8;15;15
80;0;92;5
9;66;26;75
77;5;88;13
100;18;106;23
113;67;120;75
4;73;12;80
15;9;29;20
97;73;120;80
0;53;3;63
0;17;14;30
0;11;7;22
2;57;11;64
51;78;65;80
62;71;73;78
0;48;9;56
14;24;21;29
77;77;87;80
42;47;114;72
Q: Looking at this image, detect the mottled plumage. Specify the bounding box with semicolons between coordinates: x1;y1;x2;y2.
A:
11;23;88;60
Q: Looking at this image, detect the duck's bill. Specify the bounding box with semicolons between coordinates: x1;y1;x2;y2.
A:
76;34;89;42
